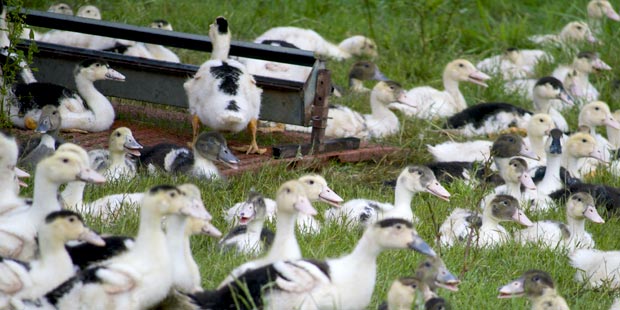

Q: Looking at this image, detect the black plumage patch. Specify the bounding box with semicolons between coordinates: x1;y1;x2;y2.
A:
465;213;482;229
444;102;532;129
13;83;80;114
426;161;473;184
66;236;133;269
102;42;130;54
210;62;242;96
260;228;275;248
78;59;108;69
152;19;170;26
535;76;564;90
577;51;595;60
222;225;247;240
376;218;413;228
149;184;179;194
226;100;240;111
45;266;104;306
215;17;228;34
139;143;195;174
260;40;300;49
549;182;620;214
45;210;83;224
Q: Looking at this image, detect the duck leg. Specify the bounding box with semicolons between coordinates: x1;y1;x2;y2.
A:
231;118;267;155
189;114;201;148
257;122;286;133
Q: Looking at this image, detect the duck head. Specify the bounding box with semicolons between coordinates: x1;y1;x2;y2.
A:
371;218;436;257
533;76;574;107
567;192;604;223
76;5;101;19
527;114;554;138
506;158;536;190
35;105;62;134
566;132;605;163
579;101;620;130
560;21;597;43
75;59;125;82
498;270;556;299
487;194;533;226
491;134;539;160
574;52;611;73
109;127;143;156
194;131;240;169
398;165;451;201
43;210;105;246
237;190;268;224
444;59;491;87
588;0;620;21
276;180;316;216
297;175;343;207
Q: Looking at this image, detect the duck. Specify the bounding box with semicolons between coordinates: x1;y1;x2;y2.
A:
254;26;378;61
562;132;605;179
490;157;537;205
607;110;620;149
38;5;106;49
476;48;552;80
287;80;411;139
516;192;604;251
217;180;316;289
18;105;64;171
530;129;568;210
378;256;459;310
529;21;597;46
571;248;620;289
219;191;274;255
225;174;343;234
7;59;126;132
139;131;239;179
47;184;211;310
0;210;105;309
388;59;491;119
587;0;620;34
184;17;265;155
429;113;553;164
348;61;389;92
0;132;29;216
498;270;569;310
551;52;612;104
325;165;450;227
240;40;311;83
438;194;533;248
0;147;105;261
143;20;180;63
88;127;143;181
190;218;436;310
47;3;74;15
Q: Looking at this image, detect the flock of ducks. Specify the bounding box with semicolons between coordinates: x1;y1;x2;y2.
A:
2;0;620;309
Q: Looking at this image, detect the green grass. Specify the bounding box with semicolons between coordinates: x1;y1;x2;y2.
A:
14;0;620;309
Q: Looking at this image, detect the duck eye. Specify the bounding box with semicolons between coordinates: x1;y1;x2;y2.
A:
69;217;75;222
364;64;370;68
576;26;582;30
116;132;121;137
595;107;600;110
395;224;402;230
62;158;69;163
424;262;431;267
458;63;464;68
170;192;176;198
539;118;543;122
308;180;314;185
582;139;587;143
533;276;540;281
286;188;291;193
411;284;417;288
578;198;582;202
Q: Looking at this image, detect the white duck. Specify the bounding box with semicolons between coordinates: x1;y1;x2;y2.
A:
184;16;264;154
225;174;343;234
88;127;143;181
7;59;125;132
0;131;29;216
0;210;104;309
587;0;620;33
219;191;274;255
49;184;210;310
38;5;104;49
516;192;604;251
325;165;450;227
529;21;597;46
570;248;620;289
498;270;569;310
530;129;566;211
48;3;73;15
0;147;105;261
476;48;552;80
255;26;378;61
144;20;180;63
191;218;436;310
552;52;612;104
241;40;311;83
217;180;316;289
438;194;533;248
389;59;491;119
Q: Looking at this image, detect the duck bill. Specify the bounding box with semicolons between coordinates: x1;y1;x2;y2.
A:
435;267;460;292
426;181;451;201
202;221;223;238
15;167;30;178
587;34;598;43
105;68;126;81
519;144;540;160
607;9;620;21
319;186;344;208
180;201;211;220
35;117;51;133
589;149;607;163
79;230;106;247
592;59;612;71
603;117;620;130
558;90;575;106
408;234;436;257
498;278;525;298
512;209;533;227
467;71;491;87
373;68;389;81
519;173;537;190
583;205;605;224
294;195;317;216
218;147;240;170
78;168;106;184
124;137;143;156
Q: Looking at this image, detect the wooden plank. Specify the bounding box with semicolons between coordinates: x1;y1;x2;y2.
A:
310;69;331;153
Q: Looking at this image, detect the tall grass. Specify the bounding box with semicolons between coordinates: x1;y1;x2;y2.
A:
17;0;620;308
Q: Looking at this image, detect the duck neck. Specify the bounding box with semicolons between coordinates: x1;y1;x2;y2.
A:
134;207;166;255
211;34;231;61
266;211;300;261
29;173;62;224
349;79;368;92
608;126;620;149
74;73;114;131
505;180;522;199
247;217;266;234
532;95;551;113
166;214;188;257
494;157;511;181
37;230;72;269
392;182;415;218
343;231;381;272
60;181;85;210
541;154;562;185
561;152;581;177
529;136;546;159
566;214;586;235
443;75;466;112
192;155;220;179
109;149;127;168
481;207;502;230
369;91;399;127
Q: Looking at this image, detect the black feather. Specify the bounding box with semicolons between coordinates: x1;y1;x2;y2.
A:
445;102;532;129
66;236;133;269
260;228;275;248
45;266;104;306
210;62;242;96
13;83;80;114
139;143;194;174
549;182;620;214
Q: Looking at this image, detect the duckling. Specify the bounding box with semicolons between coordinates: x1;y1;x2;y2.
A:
588;0;620;34
7;59;126;132
0;148;105;261
18;105;64;171
552;52;611;103
326;165;450;227
185;17;265;155
254;26;378;61
88;127;143;181
191;219;436;310
516;192;604;251
491;158;537;205
348;61;389;92
219;191;274;255
529;21;597;46
240;40;311;83
217;180;316;289
139;131;239;179
498;270;569;310
225;174;343;234
438;194;533;248
388;59;491;119
47;184;210;310
47;3;73;15
477;48;551;80
0;210;104;309
287;81;411;139
144;20;180;63
563;132;605;179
